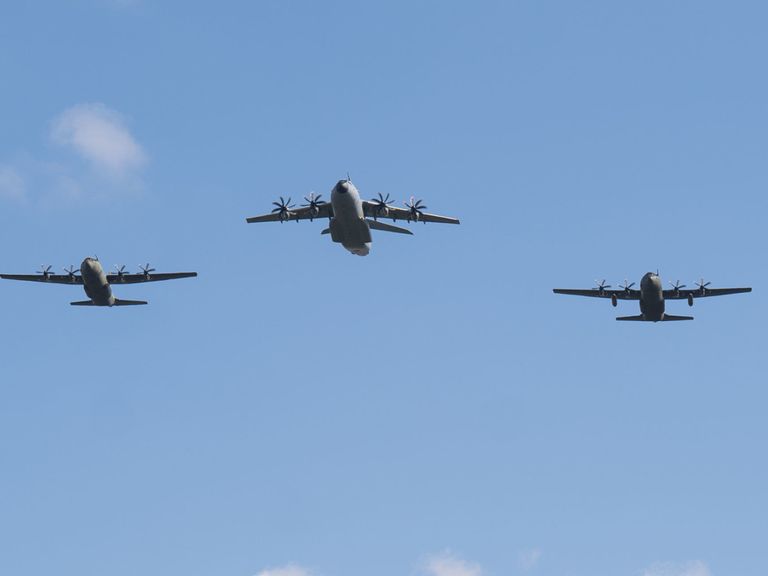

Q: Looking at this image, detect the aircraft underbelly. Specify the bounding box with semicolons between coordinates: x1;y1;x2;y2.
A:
82;272;112;306
640;292;664;321
330;191;371;254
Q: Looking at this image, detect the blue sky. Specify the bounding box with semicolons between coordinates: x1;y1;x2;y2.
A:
0;2;766;575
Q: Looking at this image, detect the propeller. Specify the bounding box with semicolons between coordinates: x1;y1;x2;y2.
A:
619;280;635;292
370;192;395;219
593;279;611;292
271;196;296;222
63;265;79;280
113;264;129;278
695;278;711;293
139;263;156;278
38;265;53;278
669;280;686;292
301;192;325;221
404;196;428;222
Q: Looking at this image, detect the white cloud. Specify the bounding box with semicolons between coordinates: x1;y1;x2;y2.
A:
641;560;711;576
50;103;146;176
0;164;25;200
421;551;482;576
255;564;312;576
518;548;542;572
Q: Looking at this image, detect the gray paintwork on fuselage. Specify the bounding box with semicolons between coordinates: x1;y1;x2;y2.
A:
80;257;115;306
330;180;372;256
638;272;665;321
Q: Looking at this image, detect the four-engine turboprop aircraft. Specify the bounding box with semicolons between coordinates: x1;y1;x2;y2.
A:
0;257;197;306
553;272;751;321
246;178;460;255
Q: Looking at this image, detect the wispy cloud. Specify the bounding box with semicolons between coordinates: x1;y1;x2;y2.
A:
255;564;312;576
518;548;542;572
50;103;146;177
0;103;147;204
641;560;711;576
421;551;482;576
0;164;26;200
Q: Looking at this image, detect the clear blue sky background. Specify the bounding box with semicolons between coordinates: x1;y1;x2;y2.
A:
0;2;766;575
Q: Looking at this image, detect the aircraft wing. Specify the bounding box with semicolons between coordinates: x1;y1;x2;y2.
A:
107;272;198;284
553;288;641;300
362;202;460;224
246;203;334;223
0;274;83;285
663;287;752;299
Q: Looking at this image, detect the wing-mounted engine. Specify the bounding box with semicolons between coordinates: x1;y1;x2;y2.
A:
404;197;428;223
369;193;395;220
64;265;80;283
112;265;130;282
301;192;325;221
669;280;693;307
593;280;617;307
692;279;711;306
272;196;296;222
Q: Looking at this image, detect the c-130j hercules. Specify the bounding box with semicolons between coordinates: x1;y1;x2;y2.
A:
246;177;460;256
554;271;751;321
0;257;197;306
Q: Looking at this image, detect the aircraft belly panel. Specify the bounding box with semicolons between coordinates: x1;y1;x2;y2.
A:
640;298;664;322
331;188;371;248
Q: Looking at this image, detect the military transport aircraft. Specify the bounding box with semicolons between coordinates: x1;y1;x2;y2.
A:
246;177;460;255
0;257;197;306
553;272;751;321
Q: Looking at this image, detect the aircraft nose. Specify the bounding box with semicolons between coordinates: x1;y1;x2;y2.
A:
336;180;349;193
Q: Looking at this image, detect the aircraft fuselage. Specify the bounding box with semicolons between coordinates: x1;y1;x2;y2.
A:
329;180;372;256
80;258;115;306
638;272;665;321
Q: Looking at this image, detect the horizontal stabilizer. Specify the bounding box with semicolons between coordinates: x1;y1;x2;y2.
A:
70;300;96;306
365;219;413;235
321;228;330;235
661;314;694;321
113;299;148;306
616;314;694;322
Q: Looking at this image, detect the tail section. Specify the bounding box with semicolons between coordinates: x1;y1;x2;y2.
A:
616;314;693;322
71;299;147;306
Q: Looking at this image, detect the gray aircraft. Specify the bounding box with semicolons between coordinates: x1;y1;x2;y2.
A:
553;272;751;321
246;177;460;255
0;257;197;306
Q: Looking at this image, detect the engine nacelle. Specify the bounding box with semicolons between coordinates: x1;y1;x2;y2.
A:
611;294;618;307
688;294;694;307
